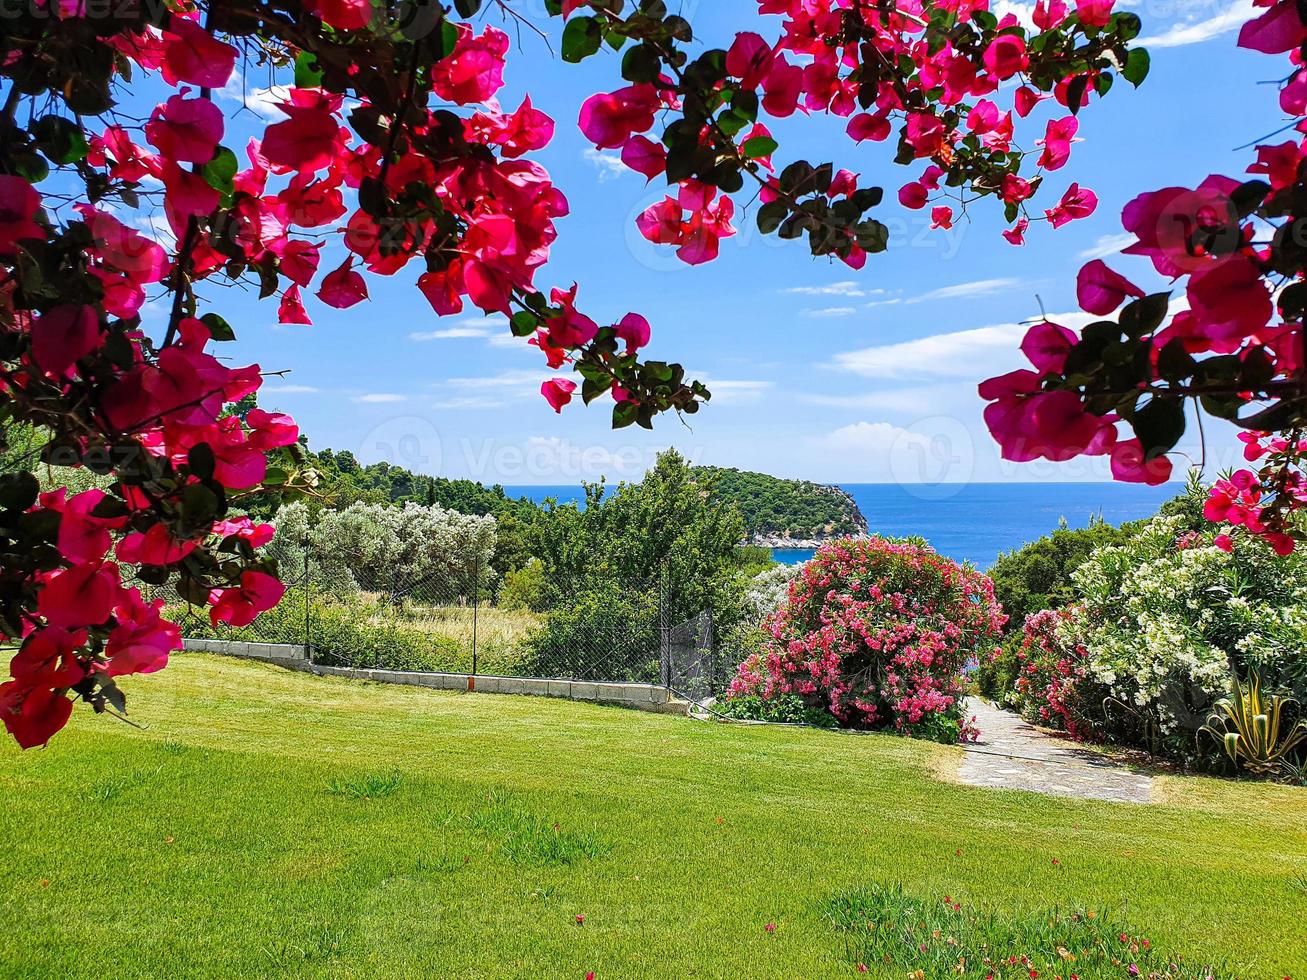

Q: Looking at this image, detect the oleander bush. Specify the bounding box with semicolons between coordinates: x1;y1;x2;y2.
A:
723;538;1004;742
1068;515;1307;765
988;608;1107;742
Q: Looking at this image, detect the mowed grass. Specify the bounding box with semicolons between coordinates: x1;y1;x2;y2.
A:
0;655;1303;979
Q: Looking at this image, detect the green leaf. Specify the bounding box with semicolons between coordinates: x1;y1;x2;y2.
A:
562;17;603;63
188;442;216;481
0;472;39;512
1122;47;1150;87
201;312;235;342
1065;75;1090;116
510;311;538;337
202;147;238;194
741;135;778;160
1119;292;1170;338
622;44;661;83
32;114;89;165
294;51;324;88
1132;397;1187;457
453;0;482;16
756;200;788;235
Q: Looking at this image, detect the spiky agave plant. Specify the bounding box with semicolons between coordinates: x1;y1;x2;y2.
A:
1200;673;1307;777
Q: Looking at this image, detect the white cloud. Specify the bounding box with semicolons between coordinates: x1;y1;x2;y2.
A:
798;386;955;415
443;369;545;393
831;312;1092;380
217;72;292;120
699;378;774;403
351;393;407;404
262;384;320;395
410;327;491;341
1079;233;1136;260
433;396;503;410
905;278;1024;304
819;421;930;456
803;306;860;319
583;148;628;182
782;281;876;298
1140;0;1254;48
410;316;508;341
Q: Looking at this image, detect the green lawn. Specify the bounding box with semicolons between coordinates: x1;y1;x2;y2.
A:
1;655;1303;978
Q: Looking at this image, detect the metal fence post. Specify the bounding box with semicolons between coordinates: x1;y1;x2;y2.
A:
471;550;479;678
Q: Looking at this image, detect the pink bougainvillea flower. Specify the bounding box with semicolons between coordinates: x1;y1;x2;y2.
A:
1238;0;1307;53
983;34;1028;80
1076;260;1144;315
1186;255;1273;349
55;489;126;563
260;89;343;175
145;93;224;164
210;571;287;628
930;206;954;230
1034;0;1069;29
898;182;929;210
542;377;577;413
278;285;313;325
430;25;509;104
30;304;99;380
1021;320;1078;373
1036;116;1079;171
161;17;237;88
614;312;651;353
317;258;369;309
1110;438;1173;486
0;679;75;750
847;112;891;142
116;522;198;567
1003;218;1030;246
1045;183;1097;228
37;561;119;630
312;0;373;31
0;176;44;255
1121;175;1241;276
620;135;667;180
726;32;775;89
579;84;660;150
1075;0;1115;28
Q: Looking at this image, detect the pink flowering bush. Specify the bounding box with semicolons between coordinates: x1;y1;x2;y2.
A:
999;608;1106;742
725;538;1004;743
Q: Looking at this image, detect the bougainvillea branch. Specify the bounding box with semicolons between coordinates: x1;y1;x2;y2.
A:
981;0;1307;553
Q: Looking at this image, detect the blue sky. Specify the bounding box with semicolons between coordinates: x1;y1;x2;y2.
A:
150;0;1276;486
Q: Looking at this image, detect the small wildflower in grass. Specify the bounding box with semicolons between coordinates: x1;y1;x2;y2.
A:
765;922;777;934
575;914;585;925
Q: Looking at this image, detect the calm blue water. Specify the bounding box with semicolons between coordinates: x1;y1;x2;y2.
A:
503;483;1177;571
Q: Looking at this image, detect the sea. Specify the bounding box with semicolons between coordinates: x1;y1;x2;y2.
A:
500;483;1177;571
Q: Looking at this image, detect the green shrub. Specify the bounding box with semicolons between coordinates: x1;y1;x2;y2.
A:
989;517;1136;630
715;693;838;727
522;586;660;683
498;559;546;613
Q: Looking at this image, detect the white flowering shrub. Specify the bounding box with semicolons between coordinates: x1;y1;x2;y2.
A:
1070;514;1307;761
742;562;805;621
269;500;496;596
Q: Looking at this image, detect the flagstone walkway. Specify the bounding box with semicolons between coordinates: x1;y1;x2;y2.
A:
956;698;1155;804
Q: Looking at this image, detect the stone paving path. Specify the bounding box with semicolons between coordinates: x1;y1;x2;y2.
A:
956;698;1154;804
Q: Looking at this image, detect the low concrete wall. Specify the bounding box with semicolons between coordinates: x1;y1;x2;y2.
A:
183;638;683;713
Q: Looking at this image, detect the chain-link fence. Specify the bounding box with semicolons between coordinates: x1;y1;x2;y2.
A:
146;551;729;696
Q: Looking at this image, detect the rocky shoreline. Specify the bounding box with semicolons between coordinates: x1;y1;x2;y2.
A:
750;533;869;550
